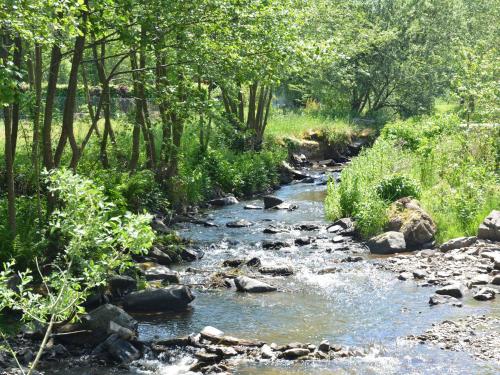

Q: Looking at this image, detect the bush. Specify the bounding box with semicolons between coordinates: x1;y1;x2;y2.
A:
326;114;499;242
376;175;421;202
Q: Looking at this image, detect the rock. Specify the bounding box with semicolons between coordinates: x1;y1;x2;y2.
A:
209;196;238;207
151;216;171;234
108;321;135;340
398;272;413;281
259;265;294;276
260;344;274;359
263;226;289;234
435;283;464;299
327;218;355;236
295;237;311;246
477;210;500;241
302;177;316;183
223;259;245;267
412;270;427;279
318;340;330;353
273;203;299;211
467;274;491;288
440;237;477;252
387;198;436;248
281;348;310;359
137;263;180;283
98;334;141;363
123;286;195;312
246;257;261;267
473;287;496;301
491;275;500;285
82;304;137;335
148;247;173;265
295;223;320;231
244;204;263;210
263;195;284;209
291;153;308;166
367;231;407;254
279;161;310;181
108;275;137;298
226;219;253;228
341;256;363;263
200;326;224;340
262;240;292;250
181;248;202;261
429;294;462;307
234;276;277;293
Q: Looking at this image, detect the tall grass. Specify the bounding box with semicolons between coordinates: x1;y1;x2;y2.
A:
326;114;500;242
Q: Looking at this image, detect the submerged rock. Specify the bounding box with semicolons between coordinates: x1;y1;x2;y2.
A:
429;294;462;307
226;219;253;228
259;265;294;276
234;276;277;293
123;286;195;312
477;210;500;241
367;231;407;254
244;204;263;210
262;240;292;250
295;237;311;246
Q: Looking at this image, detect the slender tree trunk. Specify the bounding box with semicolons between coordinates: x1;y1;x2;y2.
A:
129;52;141;172
10;37;22;161
32;43;43;221
42;44;62;171
3;105;16;236
56;1;88;170
155;51;171;171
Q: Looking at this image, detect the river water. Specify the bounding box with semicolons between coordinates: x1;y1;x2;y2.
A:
50;177;500;375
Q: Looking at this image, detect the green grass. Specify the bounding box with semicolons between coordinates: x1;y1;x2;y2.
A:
266;112;356;139
326;113;500;242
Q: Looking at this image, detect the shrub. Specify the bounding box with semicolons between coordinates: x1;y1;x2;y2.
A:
376;175;421;202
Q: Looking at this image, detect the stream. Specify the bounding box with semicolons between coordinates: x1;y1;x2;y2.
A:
51;173;499;375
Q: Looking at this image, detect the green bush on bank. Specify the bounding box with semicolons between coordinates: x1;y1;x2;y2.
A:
326;114;500;242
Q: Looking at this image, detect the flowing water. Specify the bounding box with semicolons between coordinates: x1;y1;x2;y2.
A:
50;176;500;375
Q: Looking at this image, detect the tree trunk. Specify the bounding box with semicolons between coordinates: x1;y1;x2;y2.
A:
42;44;62;171
129;52;141;172
56;1;88;170
10;37;22;161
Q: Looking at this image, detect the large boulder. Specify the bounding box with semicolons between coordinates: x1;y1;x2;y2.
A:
123;286;195;312
367;231;407;254
137;263;180;283
94;334;141;363
440;237;477;252
209;196;239;207
148;247;173;265
478;210;500;241
82;304;137;336
387;198;436;248
435;283;464;299
108;275;137;298
234;276;277;293
263;195;284;209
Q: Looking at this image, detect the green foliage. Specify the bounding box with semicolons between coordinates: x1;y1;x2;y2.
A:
0;169;154;329
326;114;499;242
376;175;421;202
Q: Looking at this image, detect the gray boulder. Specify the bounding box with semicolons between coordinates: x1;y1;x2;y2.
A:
263;195;284;209
148;247;173;265
123;286;195;312
97;334;141;363
234;276;277;293
473;287;496;301
440;237;477;252
429;294;462;307
209;196;238;207
137;263;180;283
82;304;137;335
387;198;436;248
478;210;500;241
327;218;355;236
367;231;407;254
108;275;137;298
435;283;464;299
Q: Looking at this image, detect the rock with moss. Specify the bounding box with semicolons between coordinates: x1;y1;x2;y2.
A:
387;198;436;248
477;210;500;242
